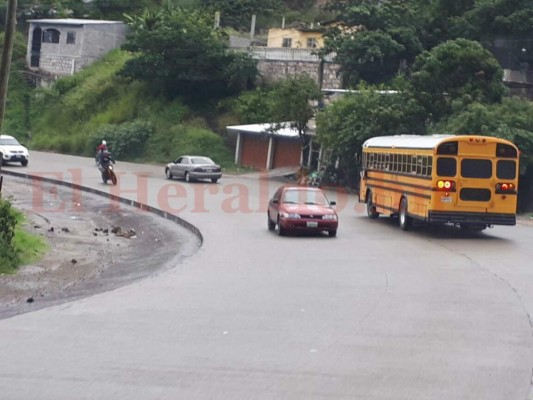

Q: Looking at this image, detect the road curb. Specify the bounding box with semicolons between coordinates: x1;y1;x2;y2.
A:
0;169;203;245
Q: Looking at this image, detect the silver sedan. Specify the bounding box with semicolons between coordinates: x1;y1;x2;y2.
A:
165;155;222;183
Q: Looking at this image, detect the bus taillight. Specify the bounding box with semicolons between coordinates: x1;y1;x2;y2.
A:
436;180;456;191
496;182;516;193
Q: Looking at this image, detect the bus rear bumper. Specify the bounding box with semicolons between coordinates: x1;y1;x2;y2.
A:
428;211;516;226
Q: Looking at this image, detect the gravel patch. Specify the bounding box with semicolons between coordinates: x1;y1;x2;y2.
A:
0;176;199;319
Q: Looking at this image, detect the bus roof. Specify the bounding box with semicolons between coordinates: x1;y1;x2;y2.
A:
363;134;520;149
363;135;455;150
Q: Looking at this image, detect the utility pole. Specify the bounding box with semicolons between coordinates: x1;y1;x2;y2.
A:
250;14;256;40
0;0;18;131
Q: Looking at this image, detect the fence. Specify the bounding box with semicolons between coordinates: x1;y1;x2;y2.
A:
233;47;336;63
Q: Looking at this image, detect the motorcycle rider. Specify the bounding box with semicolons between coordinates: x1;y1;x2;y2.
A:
96;140;108;154
98;150;115;170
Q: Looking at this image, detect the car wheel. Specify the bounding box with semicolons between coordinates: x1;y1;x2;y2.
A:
21;160;28;167
277;217;285;236
211;178;218;183
366;191;379;219
328;230;337;237
399;197;412;231
267;213;276;231
185;172;191;182
165;168;173;179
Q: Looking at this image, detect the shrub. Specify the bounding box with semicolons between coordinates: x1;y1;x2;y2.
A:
145;124;233;164
0;198;20;272
89;120;154;159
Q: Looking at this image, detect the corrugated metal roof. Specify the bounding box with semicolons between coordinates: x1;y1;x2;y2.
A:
363;135;455;149
226;122;316;138
27;19;123;25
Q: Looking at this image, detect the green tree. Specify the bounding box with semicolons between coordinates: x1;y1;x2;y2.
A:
450;0;533;39
321;0;423;86
235;75;321;138
119;6;258;99
409;38;506;122
234;75;321;165
270;74;322;141
234;87;275;124
316;85;426;185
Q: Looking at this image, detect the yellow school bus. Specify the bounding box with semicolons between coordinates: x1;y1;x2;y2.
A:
359;134;519;231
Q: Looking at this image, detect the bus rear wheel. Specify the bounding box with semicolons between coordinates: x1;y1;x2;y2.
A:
399;197;412;231
366;191;379;219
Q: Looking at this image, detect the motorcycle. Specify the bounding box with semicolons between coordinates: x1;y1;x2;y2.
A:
99;161;117;185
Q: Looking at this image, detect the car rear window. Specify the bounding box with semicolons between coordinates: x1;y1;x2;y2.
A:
191;157;213;164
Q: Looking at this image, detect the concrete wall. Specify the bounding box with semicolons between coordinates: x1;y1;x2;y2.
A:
257;60;342;89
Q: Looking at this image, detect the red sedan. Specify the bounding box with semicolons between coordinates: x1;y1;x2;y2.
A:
267;185;338;237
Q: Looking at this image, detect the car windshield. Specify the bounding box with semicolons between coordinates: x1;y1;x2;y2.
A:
282;189;330;206
191;157;214;165
0;138;20;146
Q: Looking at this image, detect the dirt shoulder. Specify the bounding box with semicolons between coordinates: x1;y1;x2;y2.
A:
0;176;199;320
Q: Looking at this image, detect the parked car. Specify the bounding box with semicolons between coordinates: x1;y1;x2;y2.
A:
165;155;222;183
267;185;338;237
0;135;29;166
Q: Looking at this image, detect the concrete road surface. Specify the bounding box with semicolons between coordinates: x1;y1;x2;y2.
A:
1;152;533;400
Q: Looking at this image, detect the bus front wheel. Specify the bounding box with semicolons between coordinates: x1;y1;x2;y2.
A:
366;191;379;219
399;197;412;231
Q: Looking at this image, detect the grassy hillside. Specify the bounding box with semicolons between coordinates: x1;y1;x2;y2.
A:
27;50;237;166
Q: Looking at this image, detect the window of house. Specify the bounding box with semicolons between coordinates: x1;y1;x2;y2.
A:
66;32;76;44
42;29;60;43
307;38;318;48
282;38;292;48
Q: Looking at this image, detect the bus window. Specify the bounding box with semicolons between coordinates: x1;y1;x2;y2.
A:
416;156;423;175
437;157;456;177
437;141;458;155
496;143;518;158
421;156;428;176
369;153;375;169
410;155;418;174
428;157;433;176
497;160;516;179
404;155;410;173
461;159;492;178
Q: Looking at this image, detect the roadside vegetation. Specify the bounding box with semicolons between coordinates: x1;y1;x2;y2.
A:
0;197;48;273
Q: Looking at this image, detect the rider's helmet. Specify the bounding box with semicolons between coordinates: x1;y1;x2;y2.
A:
102;140;107;145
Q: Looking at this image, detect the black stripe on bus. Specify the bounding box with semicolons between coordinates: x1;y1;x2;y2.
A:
366;176;433;192
366;169;433;181
366;184;432;200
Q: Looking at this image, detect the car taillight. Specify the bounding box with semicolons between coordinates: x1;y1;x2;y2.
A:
495;182;516;193
436;180;456;191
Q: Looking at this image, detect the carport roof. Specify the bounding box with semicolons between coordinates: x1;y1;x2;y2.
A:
27;19;124;25
226;121;316;137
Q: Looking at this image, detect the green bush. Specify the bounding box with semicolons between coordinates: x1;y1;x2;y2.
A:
0;199;20;272
89;120;154;159
146;125;233;164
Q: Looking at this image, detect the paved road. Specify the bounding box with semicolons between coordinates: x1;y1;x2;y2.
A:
1;152;533;399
